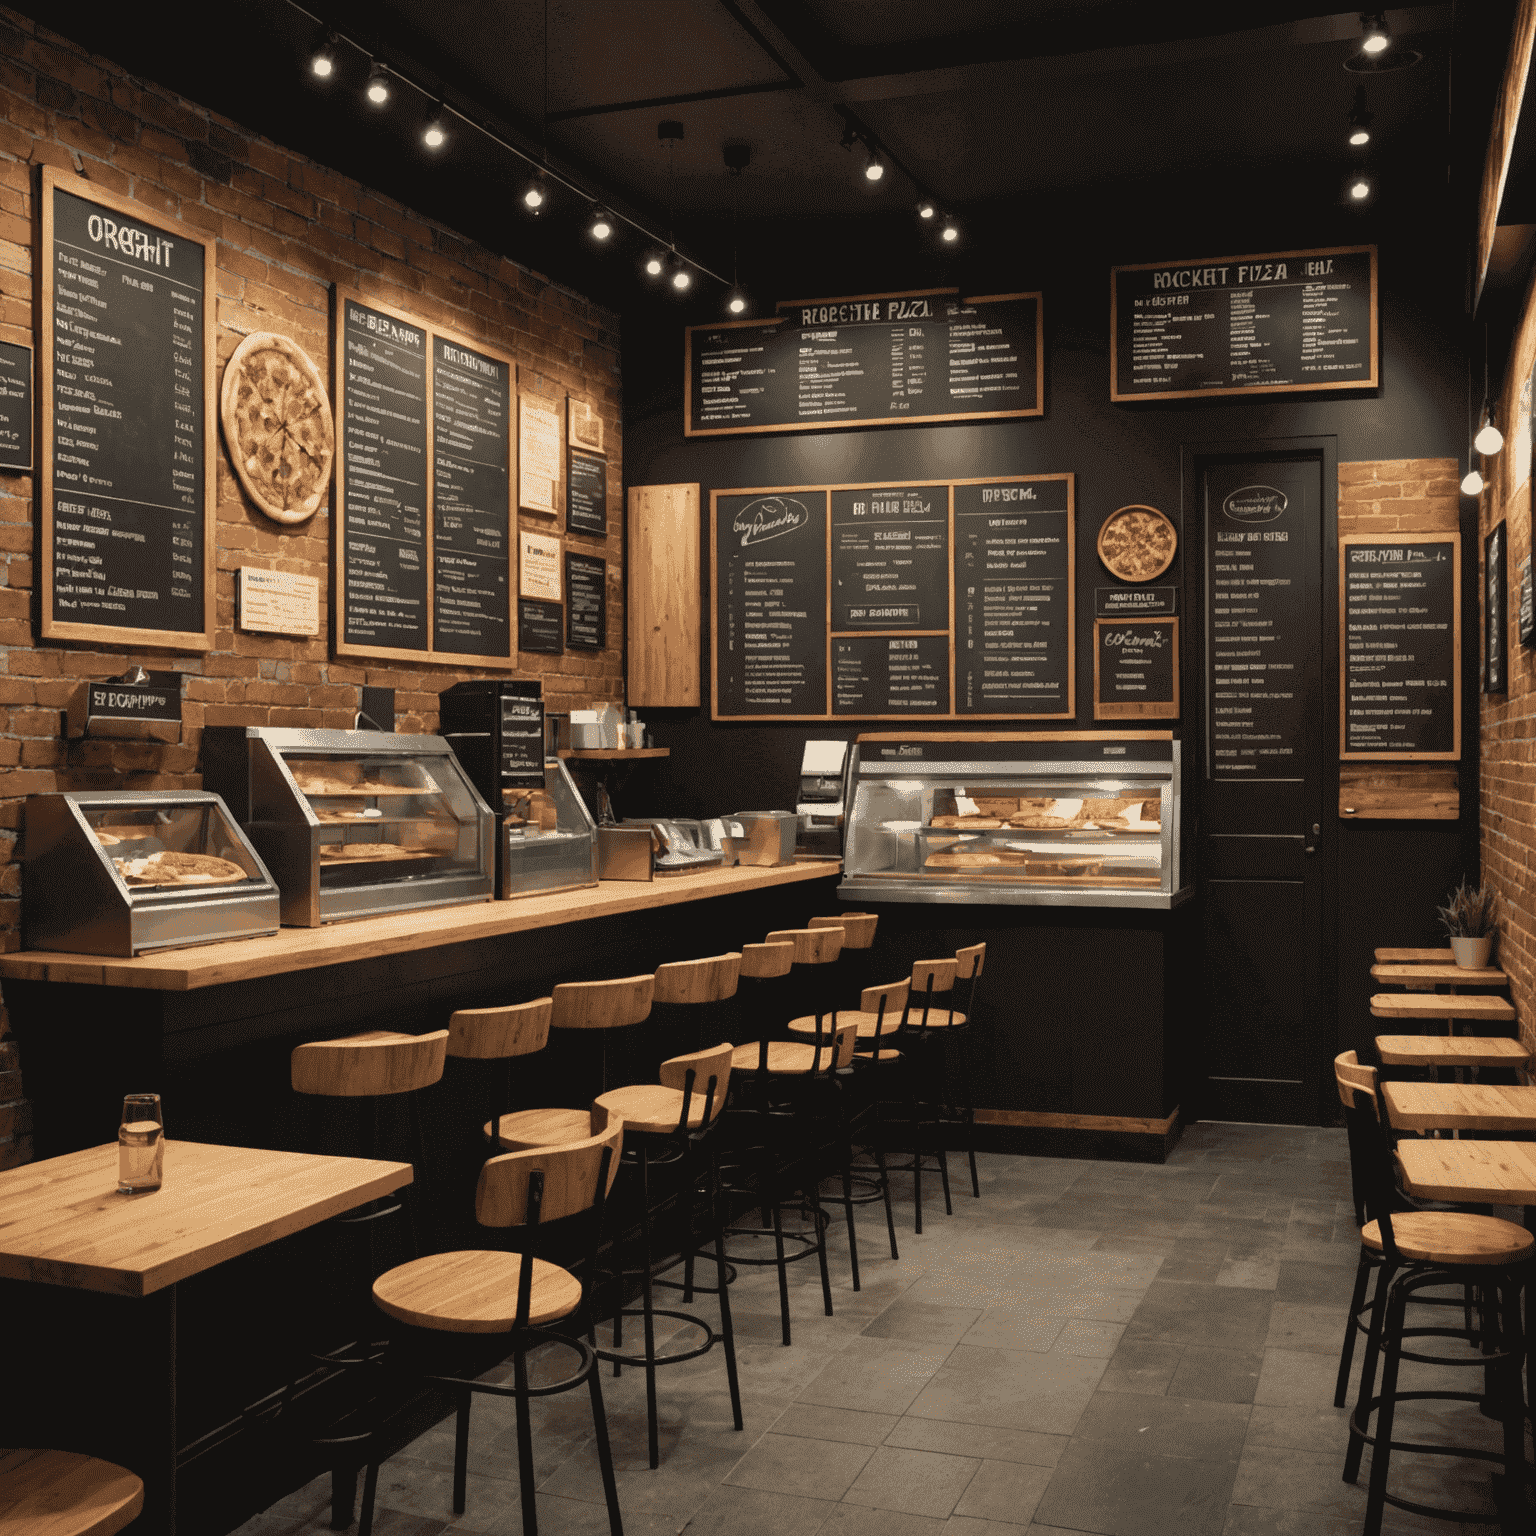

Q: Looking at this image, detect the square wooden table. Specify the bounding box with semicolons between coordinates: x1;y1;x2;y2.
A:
0;1140;412;1534
1396;1140;1536;1205
1370;963;1508;989
1375;1036;1530;1071
1369;993;1518;1028
1374;948;1456;963
1381;1082;1536;1135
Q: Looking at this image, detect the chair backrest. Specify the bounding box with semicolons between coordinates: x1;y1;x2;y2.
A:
809;913;878;949
1332;1050;1400;1249
660;1041;734;1124
654;953;741;1006
475;1102;624;1227
1335;1048;1377;1110
740;941;794;978
550;974;654;1030
955;942;986;981
446;997;552;1061
766;927;845;965
291;1028;449;1097
860;978;911;1042
910;958;957;995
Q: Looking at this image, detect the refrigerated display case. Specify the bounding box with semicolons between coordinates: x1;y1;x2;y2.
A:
498;758;599;898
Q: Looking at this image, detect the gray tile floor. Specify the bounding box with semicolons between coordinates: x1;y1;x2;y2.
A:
236;1124;1530;1536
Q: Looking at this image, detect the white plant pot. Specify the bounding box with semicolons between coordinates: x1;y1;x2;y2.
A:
1449;934;1494;969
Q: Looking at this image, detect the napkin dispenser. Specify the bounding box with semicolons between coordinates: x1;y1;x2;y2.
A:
733;810;799;867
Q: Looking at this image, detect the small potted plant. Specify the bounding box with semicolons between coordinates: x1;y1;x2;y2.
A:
1437;880;1499;969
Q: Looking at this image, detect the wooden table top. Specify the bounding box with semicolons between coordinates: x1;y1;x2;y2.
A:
1370;963;1508;987
0;861;839;993
1396;1139;1536;1206
1382;1081;1536;1134
1368;992;1517;1023
0;1141;412;1296
1375;1035;1531;1069
1374;947;1455;963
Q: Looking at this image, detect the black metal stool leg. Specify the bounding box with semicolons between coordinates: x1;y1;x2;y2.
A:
1345;1258;1395;1484
710;1145;745;1432
356;1461;378;1536
453;1388;471;1514
637;1144;662;1469
513;1345;540;1536
1362;1281;1407;1536
1334;1251;1372;1407
587;1363;623;1536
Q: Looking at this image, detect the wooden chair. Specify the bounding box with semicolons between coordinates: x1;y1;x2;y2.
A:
0;1449;143;1536
446;996;551;1153
765;926;845;1023
359;1109;625;1536
594;1038;743;1468
1334;1051;1532;1536
808;912;879;1002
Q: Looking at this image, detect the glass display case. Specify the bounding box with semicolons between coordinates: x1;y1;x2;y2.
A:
202;727;494;926
498;758;599;899
23;790;281;956
839;732;1188;909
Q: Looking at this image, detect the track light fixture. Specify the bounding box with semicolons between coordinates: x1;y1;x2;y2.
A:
1359;13;1389;55
941;217;960;243
587;206;612;241
422;107;447;150
1347;86;1372;146
365;62;391;105
864;149;886;182
310;29;338;79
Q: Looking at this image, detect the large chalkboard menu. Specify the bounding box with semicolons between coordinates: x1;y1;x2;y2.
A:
1339;534;1460;759
335;292;516;667
1111;245;1377;402
432;336;511;657
712;474;1073;720
41;169;216;649
687;290;1042;437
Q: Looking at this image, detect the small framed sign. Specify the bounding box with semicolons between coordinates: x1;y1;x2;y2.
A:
238;566;320;637
1485;521;1507;694
1093;616;1179;720
565;551;606;650
518;597;563;654
519;529;562;601
518;393;561;515
1519;554;1534;648
0;339;32;472
567;446;607;536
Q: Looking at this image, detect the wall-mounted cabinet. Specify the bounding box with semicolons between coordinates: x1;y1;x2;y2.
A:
628;482;700;706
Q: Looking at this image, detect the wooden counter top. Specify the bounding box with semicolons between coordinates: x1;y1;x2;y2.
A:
0;861;839;993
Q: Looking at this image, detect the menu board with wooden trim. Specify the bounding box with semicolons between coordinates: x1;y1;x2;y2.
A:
566;551;606;650
0;340;32;471
40;167;216;649
334;292;516;667
1094;617;1179;720
711;474;1073;720
687;289;1042;437
1340;534;1460;759
1111;245;1377;402
567;446;607;536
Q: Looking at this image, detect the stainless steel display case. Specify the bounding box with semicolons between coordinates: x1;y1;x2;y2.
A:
23;790;281;956
839;732;1189;910
499;758;598;899
202;727;494;926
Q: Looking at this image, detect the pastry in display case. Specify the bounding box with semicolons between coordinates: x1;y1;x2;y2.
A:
23;790;281;956
202;727;494;926
839;732;1188;909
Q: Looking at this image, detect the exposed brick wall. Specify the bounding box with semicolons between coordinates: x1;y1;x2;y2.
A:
1338;458;1461;536
0;12;628;1162
1481;285;1536;1059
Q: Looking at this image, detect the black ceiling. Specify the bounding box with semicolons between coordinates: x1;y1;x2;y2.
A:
12;2;1511;317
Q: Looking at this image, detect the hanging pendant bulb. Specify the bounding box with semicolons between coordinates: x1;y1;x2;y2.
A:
1461;468;1485;496
1474;412;1504;456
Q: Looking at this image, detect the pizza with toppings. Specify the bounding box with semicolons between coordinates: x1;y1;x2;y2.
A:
220;332;334;523
1097;505;1177;583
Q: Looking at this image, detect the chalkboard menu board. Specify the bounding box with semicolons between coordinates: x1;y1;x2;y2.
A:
566;551;606;650
0;340;31;471
567;447;607;536
432;336;510;658
1340;534;1460;759
1111;245;1377;402
1096;586;1176;619
518;598;562;654
1519;556;1534;647
687;289;1042;437
712;474;1073;720
953;478;1074;718
335;294;516;667
714;491;829;718
1485;522;1507;694
831;485;948;630
1094;618;1179;720
41;169;216;649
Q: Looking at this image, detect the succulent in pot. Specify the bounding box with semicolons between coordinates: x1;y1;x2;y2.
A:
1437;880;1499;968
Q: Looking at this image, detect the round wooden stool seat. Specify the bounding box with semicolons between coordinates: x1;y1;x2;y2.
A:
855;1048;902;1061
908;1009;966;1029
731;1039;839;1075
787;1010;890;1039
1360;1211;1535;1266
595;1082;708;1135
0;1448;144;1536
485;1106;594;1150
373;1249;582;1332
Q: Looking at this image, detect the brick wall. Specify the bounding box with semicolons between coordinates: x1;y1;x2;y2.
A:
0;11;627;1164
1481;279;1536;1059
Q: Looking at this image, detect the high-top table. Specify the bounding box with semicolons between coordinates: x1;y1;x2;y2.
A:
1396;1140;1536;1205
1381;1082;1536;1135
0;1140;412;1535
1374;947;1455;964
1370;963;1508;989
1369;992;1517;1029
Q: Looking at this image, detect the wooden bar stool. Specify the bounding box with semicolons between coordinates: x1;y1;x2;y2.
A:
1335;1052;1532;1536
446;996;551;1154
808;912;878;1004
649;951;743;1058
765;926;845;1023
594;1038;743;1468
0;1449;143;1535
359;1109;625;1536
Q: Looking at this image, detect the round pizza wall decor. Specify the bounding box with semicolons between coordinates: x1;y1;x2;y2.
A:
220;331;334;524
1096;504;1178;583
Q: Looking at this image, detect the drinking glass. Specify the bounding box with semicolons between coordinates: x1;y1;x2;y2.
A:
118;1093;164;1194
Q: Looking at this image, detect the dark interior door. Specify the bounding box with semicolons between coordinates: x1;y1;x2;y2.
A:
1199;454;1324;1124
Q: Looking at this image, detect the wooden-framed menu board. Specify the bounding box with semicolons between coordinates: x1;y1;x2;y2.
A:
711;473;1073;720
687;289;1043;437
334;291;515;667
1340;533;1461;759
40;167;217;649
1094;617;1179;720
1110;245;1377;402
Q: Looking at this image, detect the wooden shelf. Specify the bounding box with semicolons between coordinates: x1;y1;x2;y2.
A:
557;748;670;760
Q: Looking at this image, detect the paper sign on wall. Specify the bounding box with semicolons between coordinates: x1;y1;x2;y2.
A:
519;530;562;601
569;396;604;453
238;566;320;636
519;395;561;514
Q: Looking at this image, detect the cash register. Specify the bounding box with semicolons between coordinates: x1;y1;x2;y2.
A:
795;740;848;859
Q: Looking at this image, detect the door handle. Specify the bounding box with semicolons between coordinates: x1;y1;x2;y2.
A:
1304;821;1319;855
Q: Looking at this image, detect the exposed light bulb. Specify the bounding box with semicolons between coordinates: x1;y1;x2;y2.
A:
1475;422;1504;456
941;220;959;243
588;207;612;241
1361;23;1389;54
365;63;390;105
1461;468;1485;496
1349;128;1370;146
1350;178;1371;200
865;154;885;182
523;178;546;210
423;115;447;150
671;265;692;291
727;288;747;314
644;253;664;277
916;199;935;219
311;50;335;78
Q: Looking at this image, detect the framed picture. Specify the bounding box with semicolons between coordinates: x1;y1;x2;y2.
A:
1485;521;1506;694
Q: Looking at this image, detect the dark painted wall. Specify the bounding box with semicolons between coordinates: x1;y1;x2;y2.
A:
619;189;1481;1123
